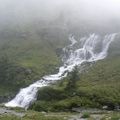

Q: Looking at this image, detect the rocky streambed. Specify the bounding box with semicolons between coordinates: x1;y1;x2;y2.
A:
0;107;25;117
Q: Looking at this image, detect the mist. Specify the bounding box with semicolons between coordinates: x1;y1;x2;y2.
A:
0;0;120;34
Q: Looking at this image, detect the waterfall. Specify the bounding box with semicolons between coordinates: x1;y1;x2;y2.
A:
5;33;117;109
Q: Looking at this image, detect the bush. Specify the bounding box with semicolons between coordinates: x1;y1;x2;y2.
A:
65;67;79;91
30;101;52;112
81;112;90;118
37;87;67;101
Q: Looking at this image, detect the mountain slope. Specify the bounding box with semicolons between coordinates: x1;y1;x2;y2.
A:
0;18;120;106
31;56;120;112
0;23;68;101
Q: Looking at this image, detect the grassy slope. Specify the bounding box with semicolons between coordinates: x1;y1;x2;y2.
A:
0;27;67;75
30;34;120;111
0;21;120;109
77;57;120;107
31;56;120;111
0;23;68;98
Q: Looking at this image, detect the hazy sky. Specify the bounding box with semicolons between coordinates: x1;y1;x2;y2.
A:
0;0;120;24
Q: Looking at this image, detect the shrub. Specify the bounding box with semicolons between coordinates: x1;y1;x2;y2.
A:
37;87;67;101
81;112;90;118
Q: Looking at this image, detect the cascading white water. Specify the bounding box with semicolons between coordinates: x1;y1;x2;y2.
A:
5;33;117;109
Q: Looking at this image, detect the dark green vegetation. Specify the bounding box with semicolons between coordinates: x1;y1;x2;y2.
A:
31;56;120;112
81;112;90;118
0;55;33;101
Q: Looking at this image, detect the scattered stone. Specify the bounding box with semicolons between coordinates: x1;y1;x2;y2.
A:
41;111;46;114
102;106;108;110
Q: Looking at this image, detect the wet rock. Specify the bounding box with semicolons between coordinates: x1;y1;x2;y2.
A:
102;106;108;110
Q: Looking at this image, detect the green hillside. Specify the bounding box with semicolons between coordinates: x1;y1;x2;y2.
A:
0;24;120;107
31;56;120;111
0;1;120;120
0;23;68;100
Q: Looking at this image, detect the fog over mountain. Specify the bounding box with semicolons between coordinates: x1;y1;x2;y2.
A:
1;0;120;19
0;0;120;33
